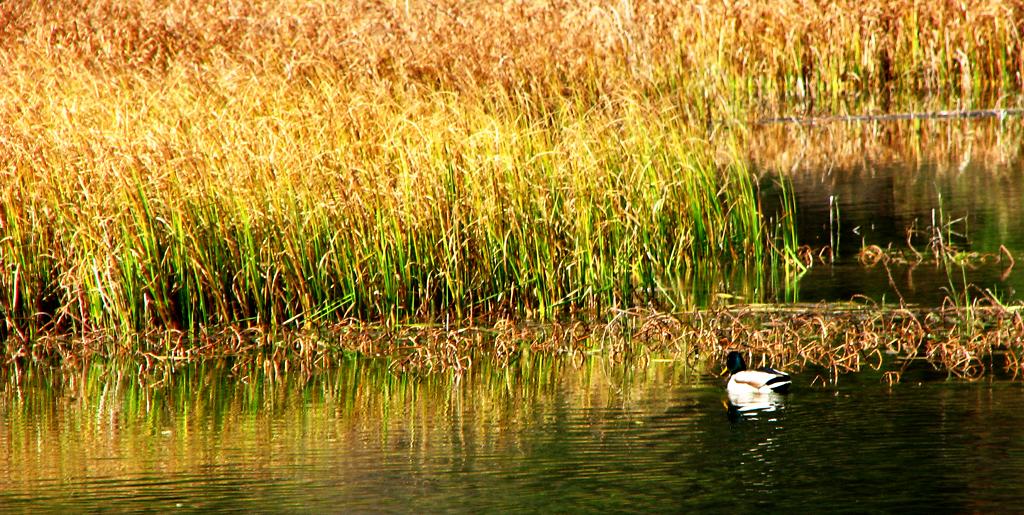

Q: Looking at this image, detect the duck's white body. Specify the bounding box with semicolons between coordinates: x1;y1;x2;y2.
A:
727;369;792;395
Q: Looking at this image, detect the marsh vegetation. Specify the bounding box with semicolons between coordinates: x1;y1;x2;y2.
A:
1;0;1023;379
7;2;1024;510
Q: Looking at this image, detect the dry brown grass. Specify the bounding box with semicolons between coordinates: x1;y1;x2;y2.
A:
8;304;1024;382
1;1;679;88
2;0;1021;103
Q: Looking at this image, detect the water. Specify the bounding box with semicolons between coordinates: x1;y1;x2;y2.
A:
758;118;1024;306
3;359;1024;512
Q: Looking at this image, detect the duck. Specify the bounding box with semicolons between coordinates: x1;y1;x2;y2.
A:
725;351;791;395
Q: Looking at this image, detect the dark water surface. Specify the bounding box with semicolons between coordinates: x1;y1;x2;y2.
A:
759;118;1024;306
3;359;1024;512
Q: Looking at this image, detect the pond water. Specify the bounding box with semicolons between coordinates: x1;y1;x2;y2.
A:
3;358;1024;512
759;117;1024;306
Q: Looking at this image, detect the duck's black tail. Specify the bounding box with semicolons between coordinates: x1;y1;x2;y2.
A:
764;372;792;394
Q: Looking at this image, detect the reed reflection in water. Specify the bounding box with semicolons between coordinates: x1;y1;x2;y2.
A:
2;358;1024;512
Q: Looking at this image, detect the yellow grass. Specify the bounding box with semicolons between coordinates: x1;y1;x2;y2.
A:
0;0;1022;340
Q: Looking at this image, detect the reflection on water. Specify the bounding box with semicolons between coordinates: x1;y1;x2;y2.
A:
757;117;1024;306
3;358;1024;512
726;390;786;421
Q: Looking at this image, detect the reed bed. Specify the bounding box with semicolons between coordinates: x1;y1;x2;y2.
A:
0;2;793;340
3;1;1021;109
8;302;1024;383
0;75;785;337
2;1;1023;346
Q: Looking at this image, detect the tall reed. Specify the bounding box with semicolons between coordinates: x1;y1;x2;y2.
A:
2;1;1020;113
2;0;1021;341
0;68;786;337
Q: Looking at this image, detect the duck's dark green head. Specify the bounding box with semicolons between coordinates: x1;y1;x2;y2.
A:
726;351;747;374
